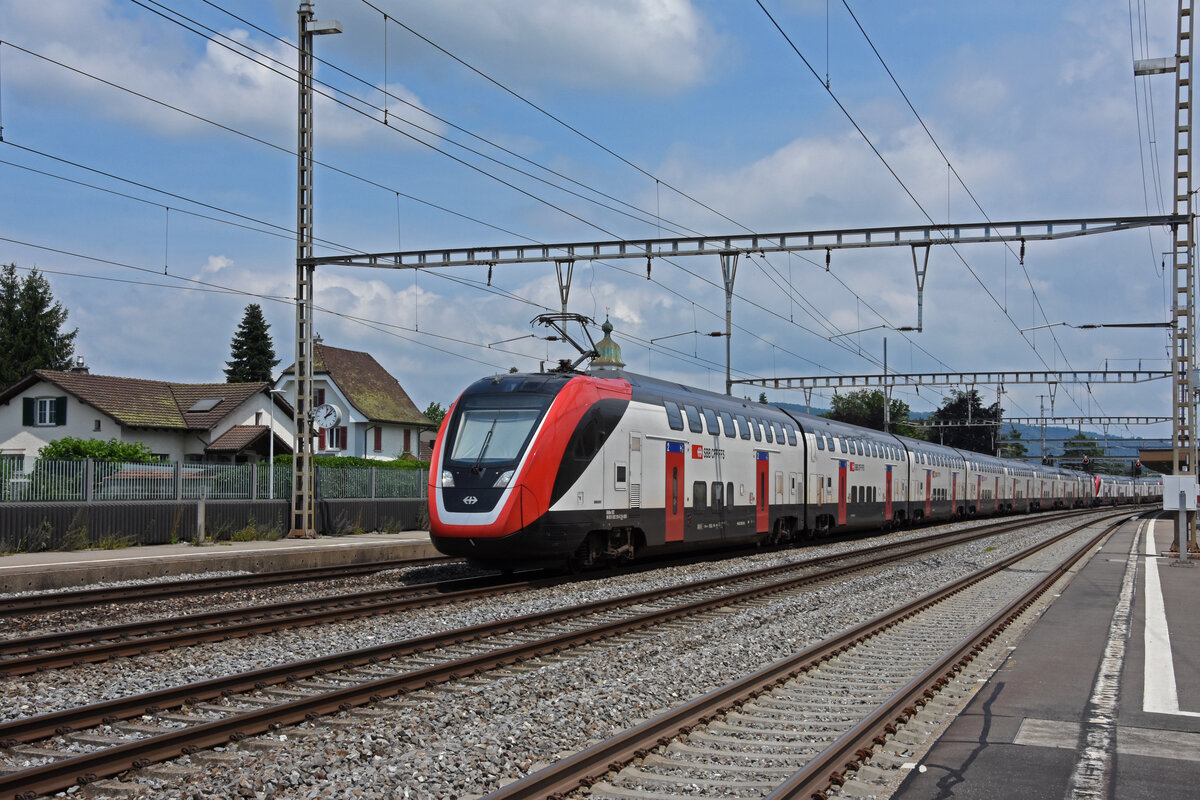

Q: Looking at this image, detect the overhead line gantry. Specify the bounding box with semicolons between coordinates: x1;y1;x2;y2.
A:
305;214;1182;398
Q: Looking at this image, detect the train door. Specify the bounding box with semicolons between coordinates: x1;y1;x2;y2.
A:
885;465;893;521
951;472;958;513
775;470;784;508
837;460;848;525
925;470;932;517
994;476;1000;512
789;471;800;506
756;451;770;533
628;433;642;510
665;441;685;542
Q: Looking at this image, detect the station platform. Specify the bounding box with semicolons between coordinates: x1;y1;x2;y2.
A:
893;512;1199;799
0;530;439;594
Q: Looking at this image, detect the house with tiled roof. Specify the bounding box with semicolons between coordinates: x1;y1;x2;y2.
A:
276;341;434;460
0;361;294;470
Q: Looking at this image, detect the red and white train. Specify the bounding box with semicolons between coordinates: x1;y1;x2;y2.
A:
428;366;1160;569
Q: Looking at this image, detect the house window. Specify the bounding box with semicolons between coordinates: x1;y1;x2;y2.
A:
378;427;386;453
316;388;326;405
93;420;102;432
24;396;67;427
327;426;347;451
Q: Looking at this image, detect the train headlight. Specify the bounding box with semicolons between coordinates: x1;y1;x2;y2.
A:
493;469;515;488
441;470;455;488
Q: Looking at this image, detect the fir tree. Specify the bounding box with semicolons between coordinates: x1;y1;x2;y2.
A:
0;263;78;389
224;303;279;383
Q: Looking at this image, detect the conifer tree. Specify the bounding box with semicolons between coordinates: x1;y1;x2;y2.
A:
224;303;279;383
0;263;78;389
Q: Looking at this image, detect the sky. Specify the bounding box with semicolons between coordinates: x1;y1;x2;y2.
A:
0;0;1184;450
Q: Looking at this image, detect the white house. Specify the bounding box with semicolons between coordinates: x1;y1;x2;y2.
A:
0;363;294;470
276;342;434;461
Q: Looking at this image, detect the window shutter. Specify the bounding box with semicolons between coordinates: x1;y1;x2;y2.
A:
23;398;34;426
374;427;383;452
403;429;411;453
338;426;347;450
316;388;325;405
318;428;326;450
56;397;67;426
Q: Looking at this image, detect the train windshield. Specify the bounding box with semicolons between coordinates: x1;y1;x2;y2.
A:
446;394;553;466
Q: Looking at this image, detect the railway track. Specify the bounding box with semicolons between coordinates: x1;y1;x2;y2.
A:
480;513;1136;800
0;509;1127;799
0;509;1098;677
0;555;457;618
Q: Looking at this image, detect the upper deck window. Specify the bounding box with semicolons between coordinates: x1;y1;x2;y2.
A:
683;404;703;434
703;408;720;436
719;411;736;439
664;400;684;431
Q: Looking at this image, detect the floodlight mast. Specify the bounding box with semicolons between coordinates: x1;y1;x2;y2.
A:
290;2;341;539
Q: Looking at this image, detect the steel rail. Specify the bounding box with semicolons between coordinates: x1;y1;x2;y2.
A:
477;512;1136;800
0;512;1120;799
0;508;1095;675
0;555;456;618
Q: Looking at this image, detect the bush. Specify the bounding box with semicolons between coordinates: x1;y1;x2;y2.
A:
38;437;156;462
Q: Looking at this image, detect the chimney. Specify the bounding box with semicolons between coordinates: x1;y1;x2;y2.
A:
69;355;89;374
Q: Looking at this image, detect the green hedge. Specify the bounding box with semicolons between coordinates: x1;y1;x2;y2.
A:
272;454;429;470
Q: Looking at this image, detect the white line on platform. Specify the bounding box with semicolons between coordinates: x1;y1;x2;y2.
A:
1144;520;1200;718
1065;521;1140;800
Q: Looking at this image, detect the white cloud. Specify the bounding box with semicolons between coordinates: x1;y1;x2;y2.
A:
0;1;439;146
375;0;720;94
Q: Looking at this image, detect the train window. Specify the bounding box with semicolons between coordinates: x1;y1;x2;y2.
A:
693;481;707;509
719;411;736;439
727;481;735;509
816;435;825;450
664;400;684;431
751;419;762;441
615;463;627;489
684;404;703;434
703;408;720;435
771;421;786;444
851;485;858;503
784;422;797;446
735;414;751;439
711;481;723;509
763;421;774;444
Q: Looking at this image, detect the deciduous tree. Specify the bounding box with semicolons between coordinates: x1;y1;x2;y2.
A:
929;389;1002;452
824;388;923;437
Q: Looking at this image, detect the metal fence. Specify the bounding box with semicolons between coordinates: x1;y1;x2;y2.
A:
0;460;427;503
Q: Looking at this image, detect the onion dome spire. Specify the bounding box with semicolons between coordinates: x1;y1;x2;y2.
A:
593;315;625;367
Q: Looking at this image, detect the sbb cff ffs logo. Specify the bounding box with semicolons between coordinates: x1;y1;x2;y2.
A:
691;445;725;459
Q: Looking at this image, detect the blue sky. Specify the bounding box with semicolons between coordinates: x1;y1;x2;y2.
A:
0;0;1181;446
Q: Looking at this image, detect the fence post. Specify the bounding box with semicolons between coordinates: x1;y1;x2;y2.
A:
370;467;376;499
197;485;207;544
250;463;258;501
84;459;95;503
174;461;182;501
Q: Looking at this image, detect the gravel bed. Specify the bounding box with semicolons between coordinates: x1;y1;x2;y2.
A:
2;511;1122;798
